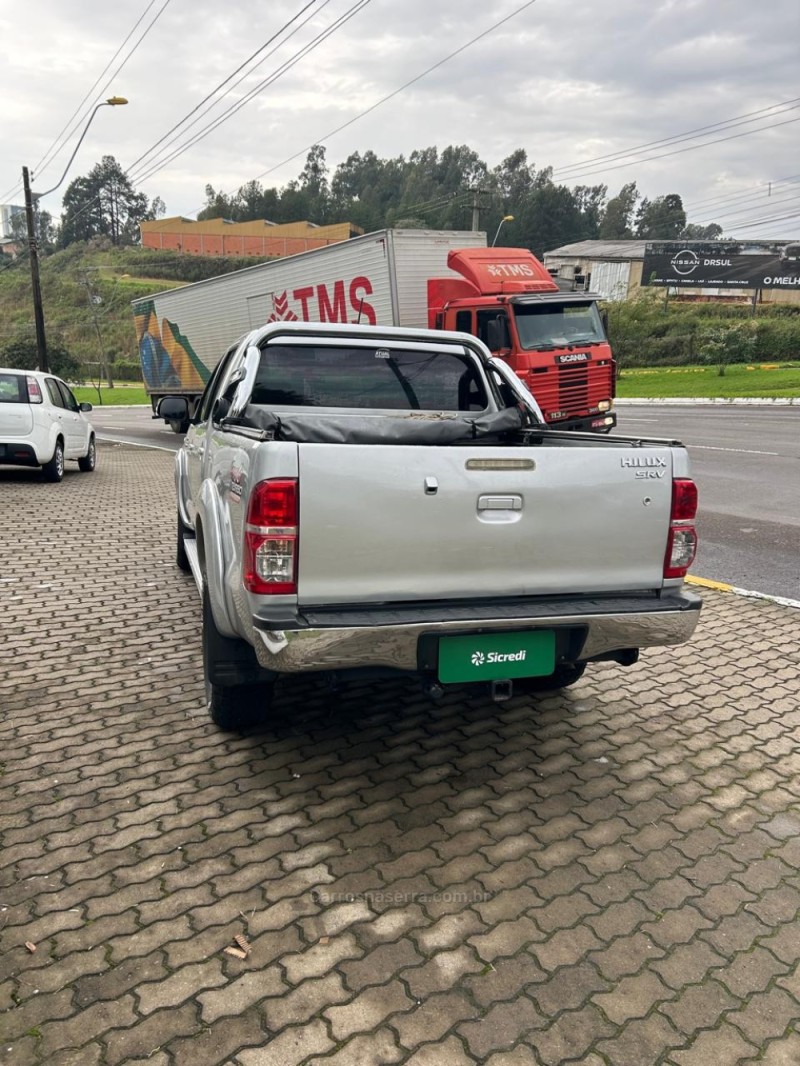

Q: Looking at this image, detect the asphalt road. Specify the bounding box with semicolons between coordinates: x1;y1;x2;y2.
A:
616;404;800;601
90;403;800;601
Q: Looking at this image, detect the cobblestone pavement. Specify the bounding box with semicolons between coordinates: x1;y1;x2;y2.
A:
1;444;799;1066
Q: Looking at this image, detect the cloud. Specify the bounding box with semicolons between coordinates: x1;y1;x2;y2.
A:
1;0;797;235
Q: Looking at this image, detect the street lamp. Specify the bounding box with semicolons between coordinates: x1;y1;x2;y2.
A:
22;96;128;372
492;214;514;247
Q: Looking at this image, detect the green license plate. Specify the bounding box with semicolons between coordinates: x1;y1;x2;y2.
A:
438;630;556;684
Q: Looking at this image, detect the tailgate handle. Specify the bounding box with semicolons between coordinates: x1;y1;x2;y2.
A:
478;494;522;511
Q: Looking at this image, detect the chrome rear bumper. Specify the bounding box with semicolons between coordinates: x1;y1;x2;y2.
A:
252;591;701;675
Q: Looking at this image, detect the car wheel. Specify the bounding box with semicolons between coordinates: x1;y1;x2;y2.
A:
202;583;274;731
516;662;586;694
42;438;65;482
177;510;192;572
78;435;96;472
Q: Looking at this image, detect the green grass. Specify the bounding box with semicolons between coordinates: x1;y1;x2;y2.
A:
616;362;800;399
72;385;149;406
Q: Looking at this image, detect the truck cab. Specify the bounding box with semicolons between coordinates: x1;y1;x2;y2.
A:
428;247;616;432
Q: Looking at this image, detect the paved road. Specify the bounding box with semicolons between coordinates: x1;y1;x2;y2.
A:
2;442;800;1065
90;404;800;600
615;405;800;601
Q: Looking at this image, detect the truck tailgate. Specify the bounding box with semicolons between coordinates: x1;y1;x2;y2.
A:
296;443;674;605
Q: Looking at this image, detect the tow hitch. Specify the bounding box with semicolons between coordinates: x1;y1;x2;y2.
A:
490;679;513;702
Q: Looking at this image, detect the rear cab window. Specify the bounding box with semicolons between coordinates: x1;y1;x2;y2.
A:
250;345;489;412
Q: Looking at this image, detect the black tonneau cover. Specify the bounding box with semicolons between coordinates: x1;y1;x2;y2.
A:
226;405;526;445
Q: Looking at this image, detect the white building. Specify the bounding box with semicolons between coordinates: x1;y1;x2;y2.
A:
0;204;25;239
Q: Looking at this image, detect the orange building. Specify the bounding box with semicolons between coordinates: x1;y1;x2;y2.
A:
139;217;362;258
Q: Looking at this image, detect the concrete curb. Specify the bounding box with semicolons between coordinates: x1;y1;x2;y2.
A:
687;575;800;610
616;397;799;406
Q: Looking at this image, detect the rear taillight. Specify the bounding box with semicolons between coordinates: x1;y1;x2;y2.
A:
26;376;43;404
664;478;698;579
243;478;298;594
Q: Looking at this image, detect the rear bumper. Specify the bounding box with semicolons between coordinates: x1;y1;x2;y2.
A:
251;590;701;675
0;442;40;466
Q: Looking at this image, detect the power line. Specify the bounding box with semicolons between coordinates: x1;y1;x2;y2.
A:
126;0;326;179
0;0;172;206
555;113;800;185
188;0;540;214
692;192;800;226
131;0;374;187
684;174;800;214
552;98;800;178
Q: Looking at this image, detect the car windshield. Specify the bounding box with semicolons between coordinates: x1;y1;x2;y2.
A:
0;373;26;403
514;302;605;349
250;345;488;411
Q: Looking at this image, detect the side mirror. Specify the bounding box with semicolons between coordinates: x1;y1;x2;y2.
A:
79;402;93;412
601;310;609;336
156;395;190;420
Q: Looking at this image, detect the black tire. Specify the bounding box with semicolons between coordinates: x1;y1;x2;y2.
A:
202;584;274;730
177;510;192;572
42;438;65;482
169;418;190;434
515;662;587;694
78;435;96;472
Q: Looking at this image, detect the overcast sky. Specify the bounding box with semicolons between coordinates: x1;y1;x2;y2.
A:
2;0;798;235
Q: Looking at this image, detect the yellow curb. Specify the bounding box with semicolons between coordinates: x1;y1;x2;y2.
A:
686;576;734;592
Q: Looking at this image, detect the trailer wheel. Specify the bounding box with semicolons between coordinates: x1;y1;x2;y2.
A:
202;583;274;731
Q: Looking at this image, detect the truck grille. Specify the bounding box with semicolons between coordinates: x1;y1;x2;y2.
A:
527;360;613;422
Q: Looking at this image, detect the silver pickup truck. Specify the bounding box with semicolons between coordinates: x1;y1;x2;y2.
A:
162;322;701;730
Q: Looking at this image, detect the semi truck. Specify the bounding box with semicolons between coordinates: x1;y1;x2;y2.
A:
133;229;616;433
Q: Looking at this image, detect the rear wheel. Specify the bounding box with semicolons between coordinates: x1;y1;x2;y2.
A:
42;438;65;482
202;583;274;730
78;435;96;472
516;662;586;694
169;418;190;434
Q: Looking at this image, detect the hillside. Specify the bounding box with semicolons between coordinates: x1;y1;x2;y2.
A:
0;243;258;378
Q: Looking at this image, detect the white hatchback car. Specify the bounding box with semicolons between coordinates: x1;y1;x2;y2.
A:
0;367;97;481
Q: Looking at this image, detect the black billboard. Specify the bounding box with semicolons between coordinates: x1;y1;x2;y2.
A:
642;241;800;290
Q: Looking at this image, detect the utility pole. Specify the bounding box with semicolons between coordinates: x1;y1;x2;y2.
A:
471;189;485;232
22;166;49;373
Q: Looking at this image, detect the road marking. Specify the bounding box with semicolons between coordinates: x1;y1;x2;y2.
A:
687;576;733;592
688;444;781;456
688;575;800;609
97;436;177;454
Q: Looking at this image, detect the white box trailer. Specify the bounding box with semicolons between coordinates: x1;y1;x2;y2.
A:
133;228;486;429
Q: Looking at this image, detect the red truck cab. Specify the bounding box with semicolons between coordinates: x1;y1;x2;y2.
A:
428;247;616;432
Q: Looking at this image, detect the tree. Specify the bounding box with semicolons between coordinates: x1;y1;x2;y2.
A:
599;182;639;238
635;193;686;239
9;206;55;250
1;337;79;378
681;222;723;240
60;156;149;246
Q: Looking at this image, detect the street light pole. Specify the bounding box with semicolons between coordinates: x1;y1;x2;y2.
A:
21;96;128;373
492;214;515;247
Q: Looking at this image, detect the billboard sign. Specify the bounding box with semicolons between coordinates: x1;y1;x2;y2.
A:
642;241;800;290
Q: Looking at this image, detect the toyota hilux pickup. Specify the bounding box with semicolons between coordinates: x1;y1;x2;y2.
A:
162;322;701;730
